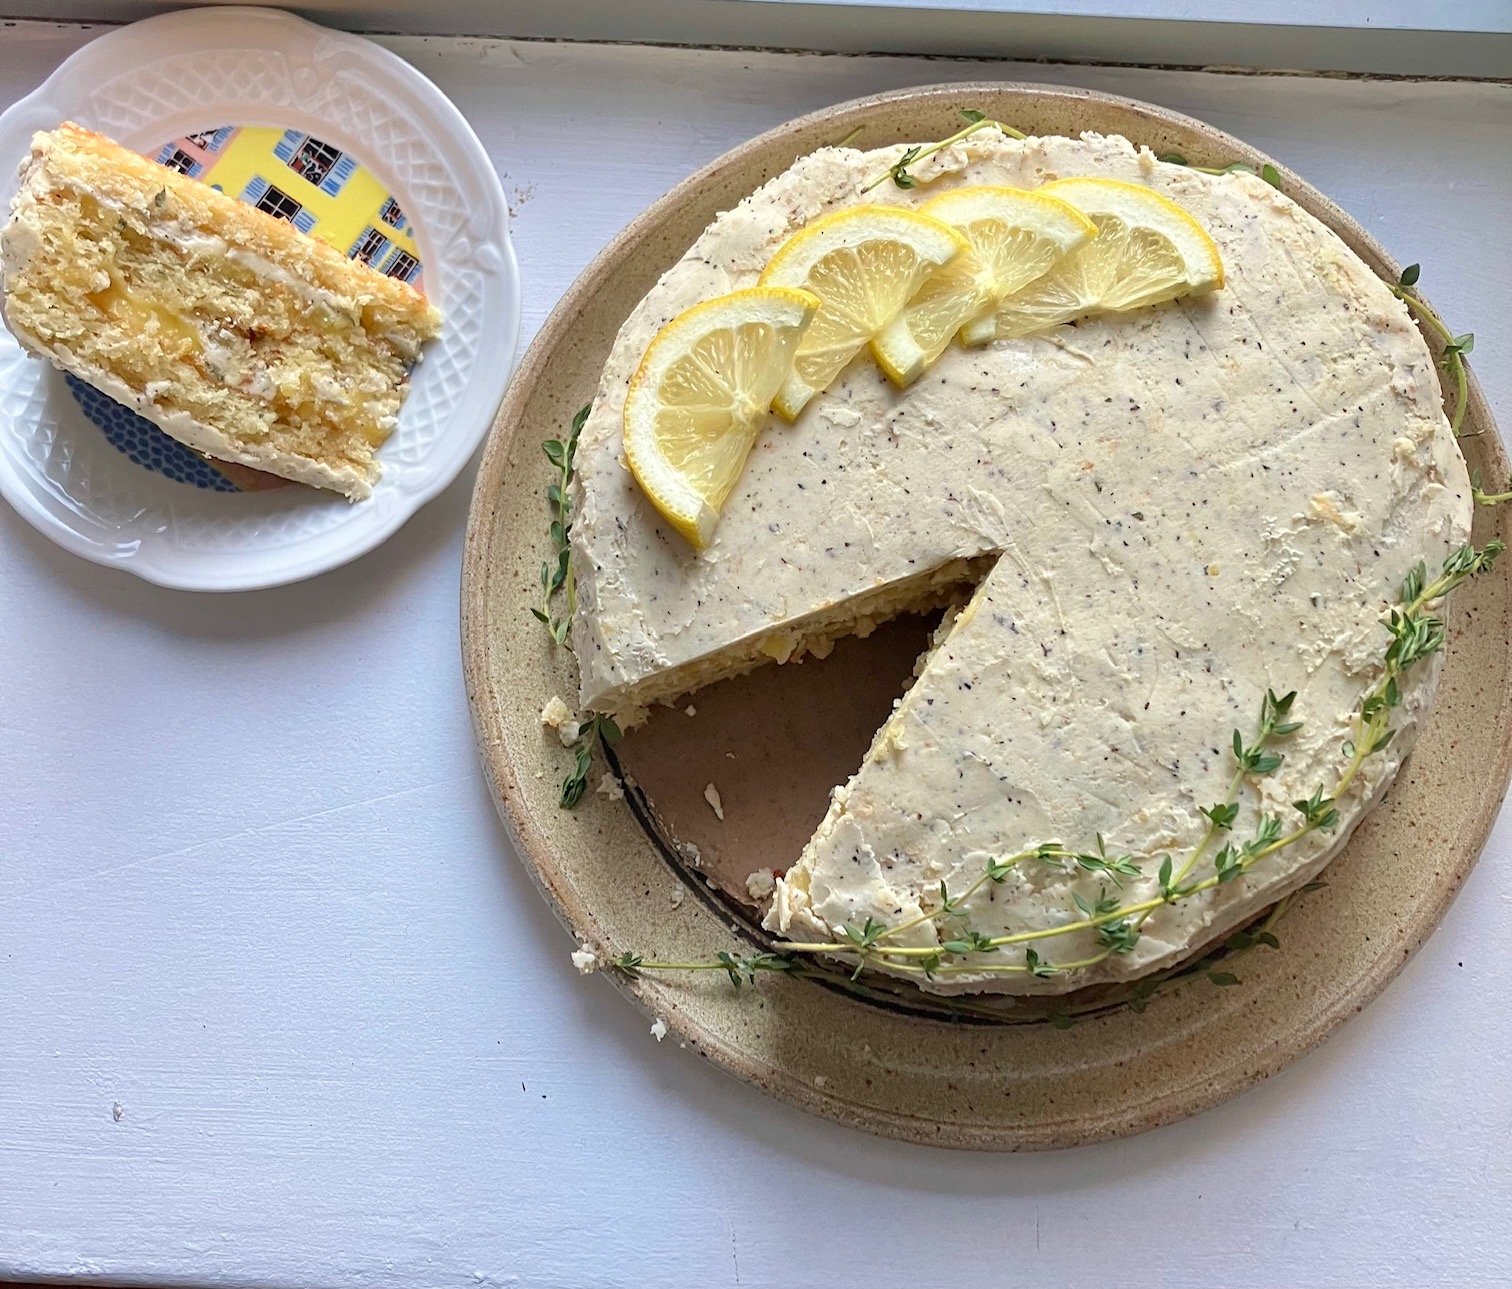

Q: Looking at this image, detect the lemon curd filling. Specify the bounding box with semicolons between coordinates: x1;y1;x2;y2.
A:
0;123;442;499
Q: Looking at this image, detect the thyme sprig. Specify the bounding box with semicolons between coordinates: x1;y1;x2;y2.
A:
559;713;622;808
607;542;1502;988
1473;471;1512;506
1156;152;1282;189
1147;687;1300;921
863;109;1027;194
1388;265;1474;437
532;403;590;646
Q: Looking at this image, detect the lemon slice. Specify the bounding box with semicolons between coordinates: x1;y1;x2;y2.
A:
984;177;1224;341
871;187;1096;384
623;286;819;549
758;207;967;420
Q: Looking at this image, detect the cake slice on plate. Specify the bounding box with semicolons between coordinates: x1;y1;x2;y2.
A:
0;122;442;500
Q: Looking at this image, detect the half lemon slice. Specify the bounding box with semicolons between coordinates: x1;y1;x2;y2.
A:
984;177;1224;341
624;286;820;550
758;206;968;420
871;186;1097;385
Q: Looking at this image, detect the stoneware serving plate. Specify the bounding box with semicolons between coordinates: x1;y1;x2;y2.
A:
0;6;518;590
462;84;1512;1149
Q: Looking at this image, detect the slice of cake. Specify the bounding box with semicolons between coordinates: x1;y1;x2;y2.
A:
569;129;1473;994
0;123;442;499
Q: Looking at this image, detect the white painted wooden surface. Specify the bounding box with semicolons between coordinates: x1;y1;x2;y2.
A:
2;21;1510;1288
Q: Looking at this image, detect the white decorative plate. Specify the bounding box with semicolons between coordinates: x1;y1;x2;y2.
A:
0;5;519;590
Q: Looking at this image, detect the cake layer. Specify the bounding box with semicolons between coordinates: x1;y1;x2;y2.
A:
0;123;442;499
570;129;1471;993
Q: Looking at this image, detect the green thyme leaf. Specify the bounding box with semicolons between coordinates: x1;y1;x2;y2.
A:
716;950;744;988
841;916;887;950
1025;948;1057;978
1202;802;1239;830
1077;853;1143;881
1398;263;1421;287
889;145;922;189
936;880;965;917
1097;918;1140;954
941;929;995;956
1402;561;1426;604
558;713;620;810
1247;815;1284;854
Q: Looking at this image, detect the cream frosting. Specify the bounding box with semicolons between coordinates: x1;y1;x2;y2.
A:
569;129;1471;993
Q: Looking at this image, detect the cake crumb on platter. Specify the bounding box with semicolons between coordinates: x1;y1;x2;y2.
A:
540;696;580;745
703;783;725;820
745;867;776;901
570;944;598;975
650;1018;668;1042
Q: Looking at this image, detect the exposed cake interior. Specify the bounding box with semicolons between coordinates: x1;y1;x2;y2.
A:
0;123;442;498
605;554;989;725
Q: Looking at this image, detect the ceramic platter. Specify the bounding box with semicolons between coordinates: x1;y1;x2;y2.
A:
0;6;518;590
462;84;1512;1149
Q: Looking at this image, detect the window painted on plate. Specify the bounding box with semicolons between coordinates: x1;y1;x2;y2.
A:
185;127;233;153
379;195;407;230
254;184;303;223
351;225;390;266
289;136;342;186
157;147;201;177
273;130;358;196
383;249;420;283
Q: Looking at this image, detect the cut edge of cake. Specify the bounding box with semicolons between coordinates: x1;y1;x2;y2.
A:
584;554;990;727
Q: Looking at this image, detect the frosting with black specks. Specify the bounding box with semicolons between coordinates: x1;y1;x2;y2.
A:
569;130;1471;993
